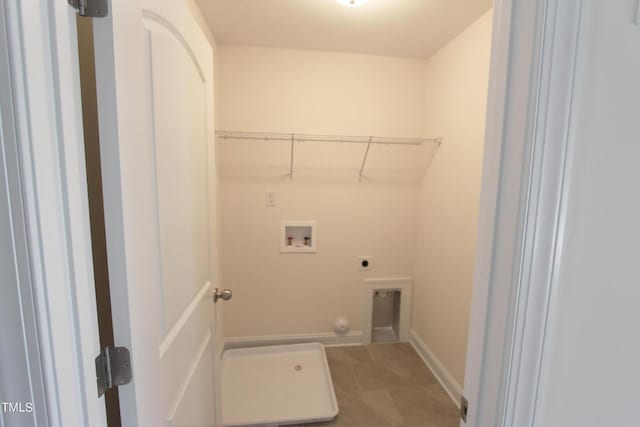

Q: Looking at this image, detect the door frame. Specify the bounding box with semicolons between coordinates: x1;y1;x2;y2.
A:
462;0;585;426
2;0;107;426
4;0;582;426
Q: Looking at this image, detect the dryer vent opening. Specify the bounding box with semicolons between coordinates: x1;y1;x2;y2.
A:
371;290;401;343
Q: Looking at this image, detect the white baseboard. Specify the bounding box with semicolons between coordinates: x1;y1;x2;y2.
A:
409;329;463;409
223;331;364;352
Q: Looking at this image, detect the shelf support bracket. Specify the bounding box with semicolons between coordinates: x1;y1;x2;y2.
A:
359;137;373;178
289;134;295;178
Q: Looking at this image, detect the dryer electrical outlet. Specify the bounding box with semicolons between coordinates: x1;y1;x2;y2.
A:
358;256;373;271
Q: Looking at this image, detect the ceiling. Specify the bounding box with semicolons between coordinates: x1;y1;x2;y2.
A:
195;0;492;59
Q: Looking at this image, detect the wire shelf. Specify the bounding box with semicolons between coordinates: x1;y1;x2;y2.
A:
215;130;442;178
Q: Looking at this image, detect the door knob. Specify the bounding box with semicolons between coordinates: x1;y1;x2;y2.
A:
212;288;232;303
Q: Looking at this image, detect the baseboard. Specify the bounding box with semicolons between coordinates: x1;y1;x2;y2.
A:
409;329;463;409
223;331;364;352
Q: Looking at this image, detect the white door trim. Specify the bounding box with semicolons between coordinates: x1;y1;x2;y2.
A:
463;0;586;426
0;4;50;425
501;2;586;425
2;1;106;426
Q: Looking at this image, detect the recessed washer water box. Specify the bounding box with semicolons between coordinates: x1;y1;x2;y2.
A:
221;343;338;427
280;221;317;253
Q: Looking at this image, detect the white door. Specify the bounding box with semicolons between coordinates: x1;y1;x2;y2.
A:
92;0;221;426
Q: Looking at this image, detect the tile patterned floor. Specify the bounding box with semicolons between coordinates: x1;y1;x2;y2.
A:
372;326;397;343
290;343;460;427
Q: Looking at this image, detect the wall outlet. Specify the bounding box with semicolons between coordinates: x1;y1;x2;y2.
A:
265;189;276;207
358;256;372;271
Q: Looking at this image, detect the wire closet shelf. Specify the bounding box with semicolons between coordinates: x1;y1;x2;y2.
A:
216;130;443;177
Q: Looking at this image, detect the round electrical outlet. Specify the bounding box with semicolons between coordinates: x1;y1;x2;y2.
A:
358;256;373;271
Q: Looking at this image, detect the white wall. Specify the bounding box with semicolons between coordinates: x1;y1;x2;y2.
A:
217;46;428;338
536;2;640;426
412;11;493;387
216;46;427;137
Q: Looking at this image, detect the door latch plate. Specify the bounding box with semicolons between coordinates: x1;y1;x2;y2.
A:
460;395;469;422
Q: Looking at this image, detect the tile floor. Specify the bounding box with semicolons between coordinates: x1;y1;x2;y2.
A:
372;326;398;343
290;343;460;427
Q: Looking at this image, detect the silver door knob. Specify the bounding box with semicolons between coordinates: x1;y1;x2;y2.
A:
212;288;232;303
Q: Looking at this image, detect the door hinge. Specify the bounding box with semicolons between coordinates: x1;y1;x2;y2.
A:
68;0;108;17
95;347;132;397
460;395;469;423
